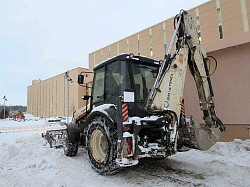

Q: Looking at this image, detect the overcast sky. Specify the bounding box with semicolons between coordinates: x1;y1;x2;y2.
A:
0;0;209;106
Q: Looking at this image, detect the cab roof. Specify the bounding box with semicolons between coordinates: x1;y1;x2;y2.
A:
93;53;160;71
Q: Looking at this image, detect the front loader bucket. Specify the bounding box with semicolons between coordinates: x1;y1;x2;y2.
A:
189;117;221;150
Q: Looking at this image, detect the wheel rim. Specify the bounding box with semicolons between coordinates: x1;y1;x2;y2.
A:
90;129;108;163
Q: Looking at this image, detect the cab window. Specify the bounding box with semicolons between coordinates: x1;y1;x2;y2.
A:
132;64;157;101
92;67;105;106
105;61;131;104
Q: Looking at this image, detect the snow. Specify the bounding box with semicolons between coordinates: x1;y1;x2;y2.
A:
123;132;132;138
23;113;35;120
93;55;119;69
0;119;45;128
92;104;115;113
125;115;160;125
91;104;116;122
116;158;139;167
1;119;250;186
46;117;73;123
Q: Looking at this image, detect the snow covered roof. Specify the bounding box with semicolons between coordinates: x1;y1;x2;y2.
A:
93;53;159;71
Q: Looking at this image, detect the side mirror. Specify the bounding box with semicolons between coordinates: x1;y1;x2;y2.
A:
82;95;91;100
78;75;84;84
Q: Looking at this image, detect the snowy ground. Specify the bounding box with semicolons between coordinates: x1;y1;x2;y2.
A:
0;119;250;187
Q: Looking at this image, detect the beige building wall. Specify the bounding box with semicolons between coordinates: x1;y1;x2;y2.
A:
87;0;250;141
89;0;250;65
27;67;88;118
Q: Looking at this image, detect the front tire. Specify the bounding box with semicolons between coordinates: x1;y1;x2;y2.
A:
63;131;78;157
86;116;119;175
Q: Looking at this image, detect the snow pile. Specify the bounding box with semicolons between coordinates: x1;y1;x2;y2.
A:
0;119;46;128
0;119;65;144
23;114;36;120
209;139;250;156
0;134;133;187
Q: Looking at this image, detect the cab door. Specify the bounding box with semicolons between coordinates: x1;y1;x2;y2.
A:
105;60;131;104
91;67;105;108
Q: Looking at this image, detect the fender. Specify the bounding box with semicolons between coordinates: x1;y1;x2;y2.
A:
61;122;80;143
73;106;87;124
86;104;118;129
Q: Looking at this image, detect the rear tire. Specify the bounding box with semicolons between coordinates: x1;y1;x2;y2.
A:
63;131;78;157
86;116;119;175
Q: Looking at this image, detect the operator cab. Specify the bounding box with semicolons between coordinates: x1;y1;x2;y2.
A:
92;54;160;117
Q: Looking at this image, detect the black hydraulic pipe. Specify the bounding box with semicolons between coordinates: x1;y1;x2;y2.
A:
116;96;124;141
203;58;214;97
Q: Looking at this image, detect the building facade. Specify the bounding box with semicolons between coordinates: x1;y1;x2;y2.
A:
27;67;89;118
88;0;250;141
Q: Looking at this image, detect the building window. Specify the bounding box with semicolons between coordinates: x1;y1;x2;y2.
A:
55;80;57;116
108;46;111;57
64;79;65;116
137;34;140;55
127;38;129;53
240;0;249;32
51;81;53;117
86;83;89;95
163;22;167;54
196;8;202;43
218;25;223;39
43;84;45;117
217;8;222;24
49;83;50;117
149;28;153;57
117;42;120;55
216;0;223;39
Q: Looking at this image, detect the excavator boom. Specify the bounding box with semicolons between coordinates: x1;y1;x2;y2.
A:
146;11;225;150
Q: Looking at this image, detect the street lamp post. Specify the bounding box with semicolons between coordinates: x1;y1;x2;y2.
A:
64;71;74;123
3;95;7;119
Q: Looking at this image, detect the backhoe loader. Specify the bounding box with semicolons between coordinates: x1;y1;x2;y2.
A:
46;10;226;175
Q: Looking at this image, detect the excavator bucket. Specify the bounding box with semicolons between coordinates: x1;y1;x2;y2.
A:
190;117;221;150
181;116;221;150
